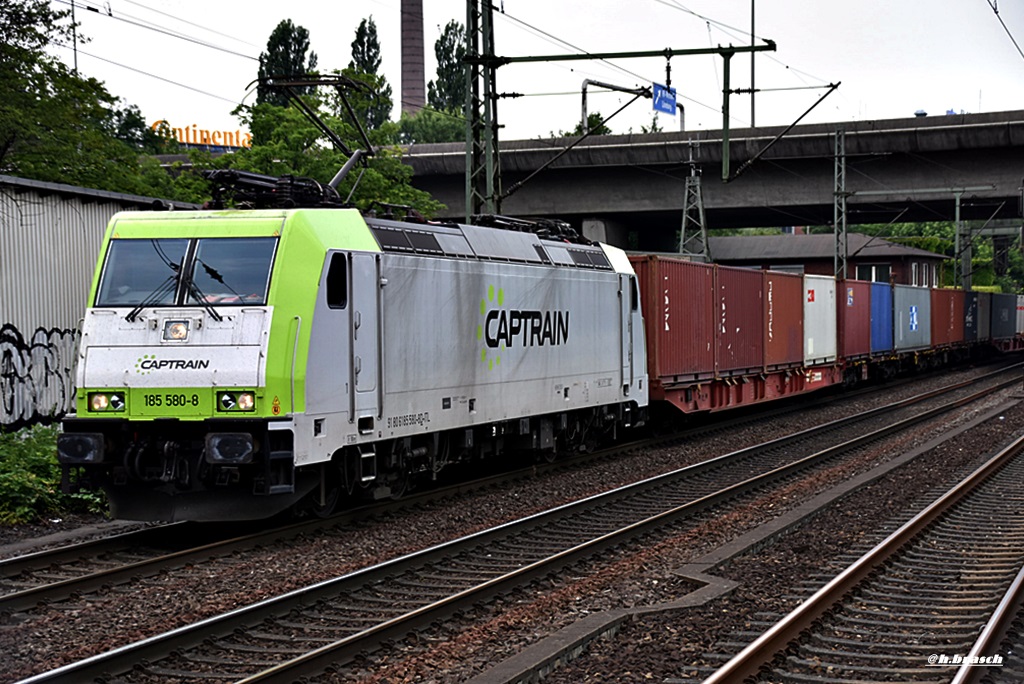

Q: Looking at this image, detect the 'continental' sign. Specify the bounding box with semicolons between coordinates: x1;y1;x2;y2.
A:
151;120;252;148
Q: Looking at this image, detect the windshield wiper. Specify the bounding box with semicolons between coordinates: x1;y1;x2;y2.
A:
180;264;224;322
125;272;178;322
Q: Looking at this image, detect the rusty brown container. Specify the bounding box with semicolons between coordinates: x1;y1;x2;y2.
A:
930;288;964;347
839;280;871;359
716;265;765;375
763;271;803;369
629;255;715;385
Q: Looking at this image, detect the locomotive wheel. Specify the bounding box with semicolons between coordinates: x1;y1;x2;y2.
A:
310;465;342;518
341;450;360;496
389;469;410;500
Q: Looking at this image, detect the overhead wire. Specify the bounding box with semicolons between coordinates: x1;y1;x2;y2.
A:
984;0;1024;62
55;43;242;105
494;7;728;119
54;0;259;62
656;0;857;128
119;0;262;50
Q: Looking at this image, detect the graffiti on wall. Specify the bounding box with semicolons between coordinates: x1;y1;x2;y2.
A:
0;324;78;431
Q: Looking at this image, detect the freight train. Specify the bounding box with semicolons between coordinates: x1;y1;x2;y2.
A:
56;179;1023;521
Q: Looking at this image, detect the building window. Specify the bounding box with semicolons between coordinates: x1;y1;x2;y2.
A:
912;262;920;286
856;264;891;283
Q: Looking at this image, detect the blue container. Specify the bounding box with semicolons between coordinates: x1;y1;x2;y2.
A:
870;282;894;353
991;293;1016;340
963;291;979;342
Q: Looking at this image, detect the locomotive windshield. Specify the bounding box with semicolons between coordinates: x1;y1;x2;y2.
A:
95;237;278;307
185;238;277;305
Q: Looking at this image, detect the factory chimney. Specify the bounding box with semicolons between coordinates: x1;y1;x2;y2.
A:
401;0;426;114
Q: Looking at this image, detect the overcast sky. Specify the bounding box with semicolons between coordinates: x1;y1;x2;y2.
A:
55;0;1024;142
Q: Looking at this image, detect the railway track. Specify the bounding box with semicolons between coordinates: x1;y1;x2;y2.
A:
702;430;1024;684
18;366;1021;683
5;364;999;616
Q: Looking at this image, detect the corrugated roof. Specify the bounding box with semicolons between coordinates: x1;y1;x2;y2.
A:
708;234;945;262
0;174;199;209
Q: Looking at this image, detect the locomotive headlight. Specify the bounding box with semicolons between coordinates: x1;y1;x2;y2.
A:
163;319;190;342
218;391;256;412
237;392;255;411
88;392;125;412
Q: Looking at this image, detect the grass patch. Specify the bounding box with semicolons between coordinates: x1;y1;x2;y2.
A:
0;425;106;525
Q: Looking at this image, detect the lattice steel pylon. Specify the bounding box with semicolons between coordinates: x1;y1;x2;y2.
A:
678;143;709;260
833;129;848;278
465;0;501;220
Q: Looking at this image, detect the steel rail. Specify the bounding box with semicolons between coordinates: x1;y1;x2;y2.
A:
951;562;1024;684
7;363;1000;614
18;370;1015;683
703;431;1024;684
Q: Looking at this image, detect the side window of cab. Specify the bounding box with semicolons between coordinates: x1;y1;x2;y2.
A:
326;253;348;309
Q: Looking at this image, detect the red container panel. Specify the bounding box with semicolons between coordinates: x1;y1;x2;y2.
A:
839;280;871;359
763;271;803;369
629;255;715;384
716;265;765;374
930;289;964;347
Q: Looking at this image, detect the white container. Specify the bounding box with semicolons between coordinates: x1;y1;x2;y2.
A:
803;274;837;366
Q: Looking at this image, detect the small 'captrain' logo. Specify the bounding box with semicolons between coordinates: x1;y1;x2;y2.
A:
135;354;211;375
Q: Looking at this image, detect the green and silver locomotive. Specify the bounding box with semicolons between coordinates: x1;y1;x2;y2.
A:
58;202;648;521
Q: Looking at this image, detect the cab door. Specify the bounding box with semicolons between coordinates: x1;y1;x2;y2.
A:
619;274;632;388
350;252;380;426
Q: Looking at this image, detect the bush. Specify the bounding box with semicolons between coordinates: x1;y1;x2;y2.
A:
0;425;106;525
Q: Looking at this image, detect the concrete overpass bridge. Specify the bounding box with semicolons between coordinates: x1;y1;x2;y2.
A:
403;110;1024;251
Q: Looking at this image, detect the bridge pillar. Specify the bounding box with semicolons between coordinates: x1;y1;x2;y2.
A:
582;218;630;248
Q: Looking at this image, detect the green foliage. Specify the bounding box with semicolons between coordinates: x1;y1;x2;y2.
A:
639;113;663;134
0;0;198;203
329;68;394;136
0;0;72;163
886;235;953;257
560;112;611;137
348;17;393;129
257;19;319;107
229;101;442;216
0;426;105;525
1;3;441;215
427;20;467;114
398;107;465;144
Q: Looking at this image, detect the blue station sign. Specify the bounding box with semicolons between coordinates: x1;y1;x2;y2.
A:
653;83;677;115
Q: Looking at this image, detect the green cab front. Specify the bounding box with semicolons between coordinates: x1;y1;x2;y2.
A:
57;208;377;521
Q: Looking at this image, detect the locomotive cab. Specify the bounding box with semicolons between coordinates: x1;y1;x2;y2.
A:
56;210;377;520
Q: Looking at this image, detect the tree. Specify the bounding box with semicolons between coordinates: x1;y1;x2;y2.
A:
427;20;466;115
0;0;192;198
257;19;319;107
111;102;175;154
640;113;663;134
348;17;393;129
566;112;611;137
229;101;442;216
398;107;465;144
0;0;74;167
